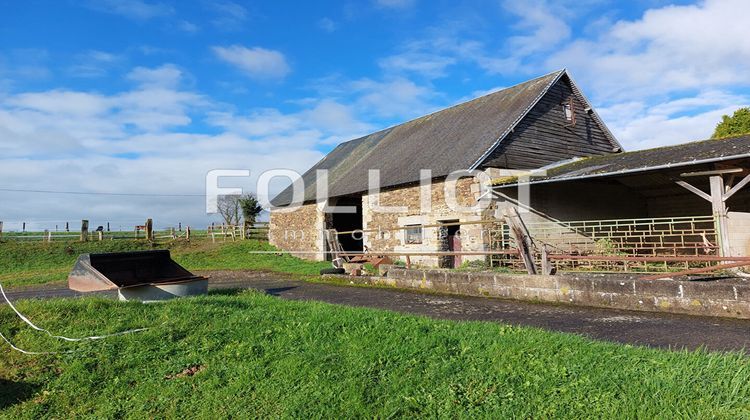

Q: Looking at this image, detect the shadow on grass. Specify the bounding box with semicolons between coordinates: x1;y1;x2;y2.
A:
0;379;38;410
206;286;299;297
265;286;298;296
207;288;248;297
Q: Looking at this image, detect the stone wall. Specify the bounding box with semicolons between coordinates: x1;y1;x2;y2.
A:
362;176;492;267
340;268;750;319
268;202;326;261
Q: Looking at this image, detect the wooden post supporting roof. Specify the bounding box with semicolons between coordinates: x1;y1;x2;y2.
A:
676;169;750;257
710;175;730;258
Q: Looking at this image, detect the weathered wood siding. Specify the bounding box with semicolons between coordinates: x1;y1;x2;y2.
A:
480;75;619;169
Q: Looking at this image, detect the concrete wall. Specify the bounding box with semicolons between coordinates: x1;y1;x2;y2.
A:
728;211;750;257
347;268;750;319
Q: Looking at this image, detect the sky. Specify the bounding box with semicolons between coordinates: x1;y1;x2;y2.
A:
1;0;749;231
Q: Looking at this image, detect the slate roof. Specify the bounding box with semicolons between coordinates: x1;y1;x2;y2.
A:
492;134;750;187
273;69;575;206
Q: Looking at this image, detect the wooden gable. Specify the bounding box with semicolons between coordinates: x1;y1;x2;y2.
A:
479;74;620;170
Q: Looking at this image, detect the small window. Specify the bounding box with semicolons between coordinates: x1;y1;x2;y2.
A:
563;102;573;120
405;224;423;244
562;98;575;124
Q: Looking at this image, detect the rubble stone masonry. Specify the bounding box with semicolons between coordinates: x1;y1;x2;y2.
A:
269;202;325;261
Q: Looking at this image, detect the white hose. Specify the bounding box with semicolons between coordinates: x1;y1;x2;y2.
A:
0;282;149;354
0;330;72;355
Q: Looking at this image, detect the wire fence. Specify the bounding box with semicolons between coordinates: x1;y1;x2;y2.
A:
0;221;269;243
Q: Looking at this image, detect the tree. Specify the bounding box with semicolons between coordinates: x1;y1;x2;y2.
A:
712;107;750;138
238;193;264;227
216;195;242;226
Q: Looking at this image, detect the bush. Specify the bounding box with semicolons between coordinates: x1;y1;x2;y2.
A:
712;107;750;138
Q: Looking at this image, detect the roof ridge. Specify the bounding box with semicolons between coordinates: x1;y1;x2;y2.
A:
331;69;566;148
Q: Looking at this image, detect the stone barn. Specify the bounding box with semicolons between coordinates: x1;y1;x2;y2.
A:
269;69;624;266
270;68;750;268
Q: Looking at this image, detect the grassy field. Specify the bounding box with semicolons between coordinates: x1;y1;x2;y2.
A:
0;239;330;288
0;291;748;417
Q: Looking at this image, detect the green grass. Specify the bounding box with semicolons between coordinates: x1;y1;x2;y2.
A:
0;239;330;288
0;291;748;418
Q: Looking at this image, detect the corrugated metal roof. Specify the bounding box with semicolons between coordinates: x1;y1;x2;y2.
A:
273;70;567;206
492;134;750;187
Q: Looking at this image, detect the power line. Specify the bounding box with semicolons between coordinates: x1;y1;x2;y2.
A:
0;188;205;197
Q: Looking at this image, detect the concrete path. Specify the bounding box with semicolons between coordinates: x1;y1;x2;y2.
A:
4;270;749;353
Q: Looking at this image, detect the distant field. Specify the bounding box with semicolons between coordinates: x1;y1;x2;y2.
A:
0;239;330;288
1;291;748;417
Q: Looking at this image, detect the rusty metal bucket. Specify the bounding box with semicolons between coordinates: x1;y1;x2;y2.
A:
68;250;207;300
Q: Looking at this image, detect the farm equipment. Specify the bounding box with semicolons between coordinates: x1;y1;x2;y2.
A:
68;250;208;301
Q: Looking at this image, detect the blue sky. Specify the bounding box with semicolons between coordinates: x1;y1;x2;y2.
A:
1;0;748;230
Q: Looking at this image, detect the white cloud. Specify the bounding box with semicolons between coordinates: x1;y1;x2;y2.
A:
85;0;173;20
374;0;750;150
0;62;385;228
0;49;51;84
176;20;199;33
208;99;372;142
69;50;121;78
350;77;436;119
208;1;248;29
212;45;291;80
317;17;337;33
304;100;374;138
502;1;571;57
379;45;456;78
126;63;183;88
7;90;111;117
306;72;440;122
599;90;750;150
547;0;750;100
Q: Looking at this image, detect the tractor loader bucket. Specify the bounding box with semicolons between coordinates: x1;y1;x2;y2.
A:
68;250;208;301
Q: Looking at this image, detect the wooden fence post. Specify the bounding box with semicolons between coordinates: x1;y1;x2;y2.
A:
65;222;69;232
146;219;153;242
22;222;26;233
45;230;52;243
0;221;3;239
186;226;191;241
541;244;555;275
81;220;89;242
98;230;103;241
